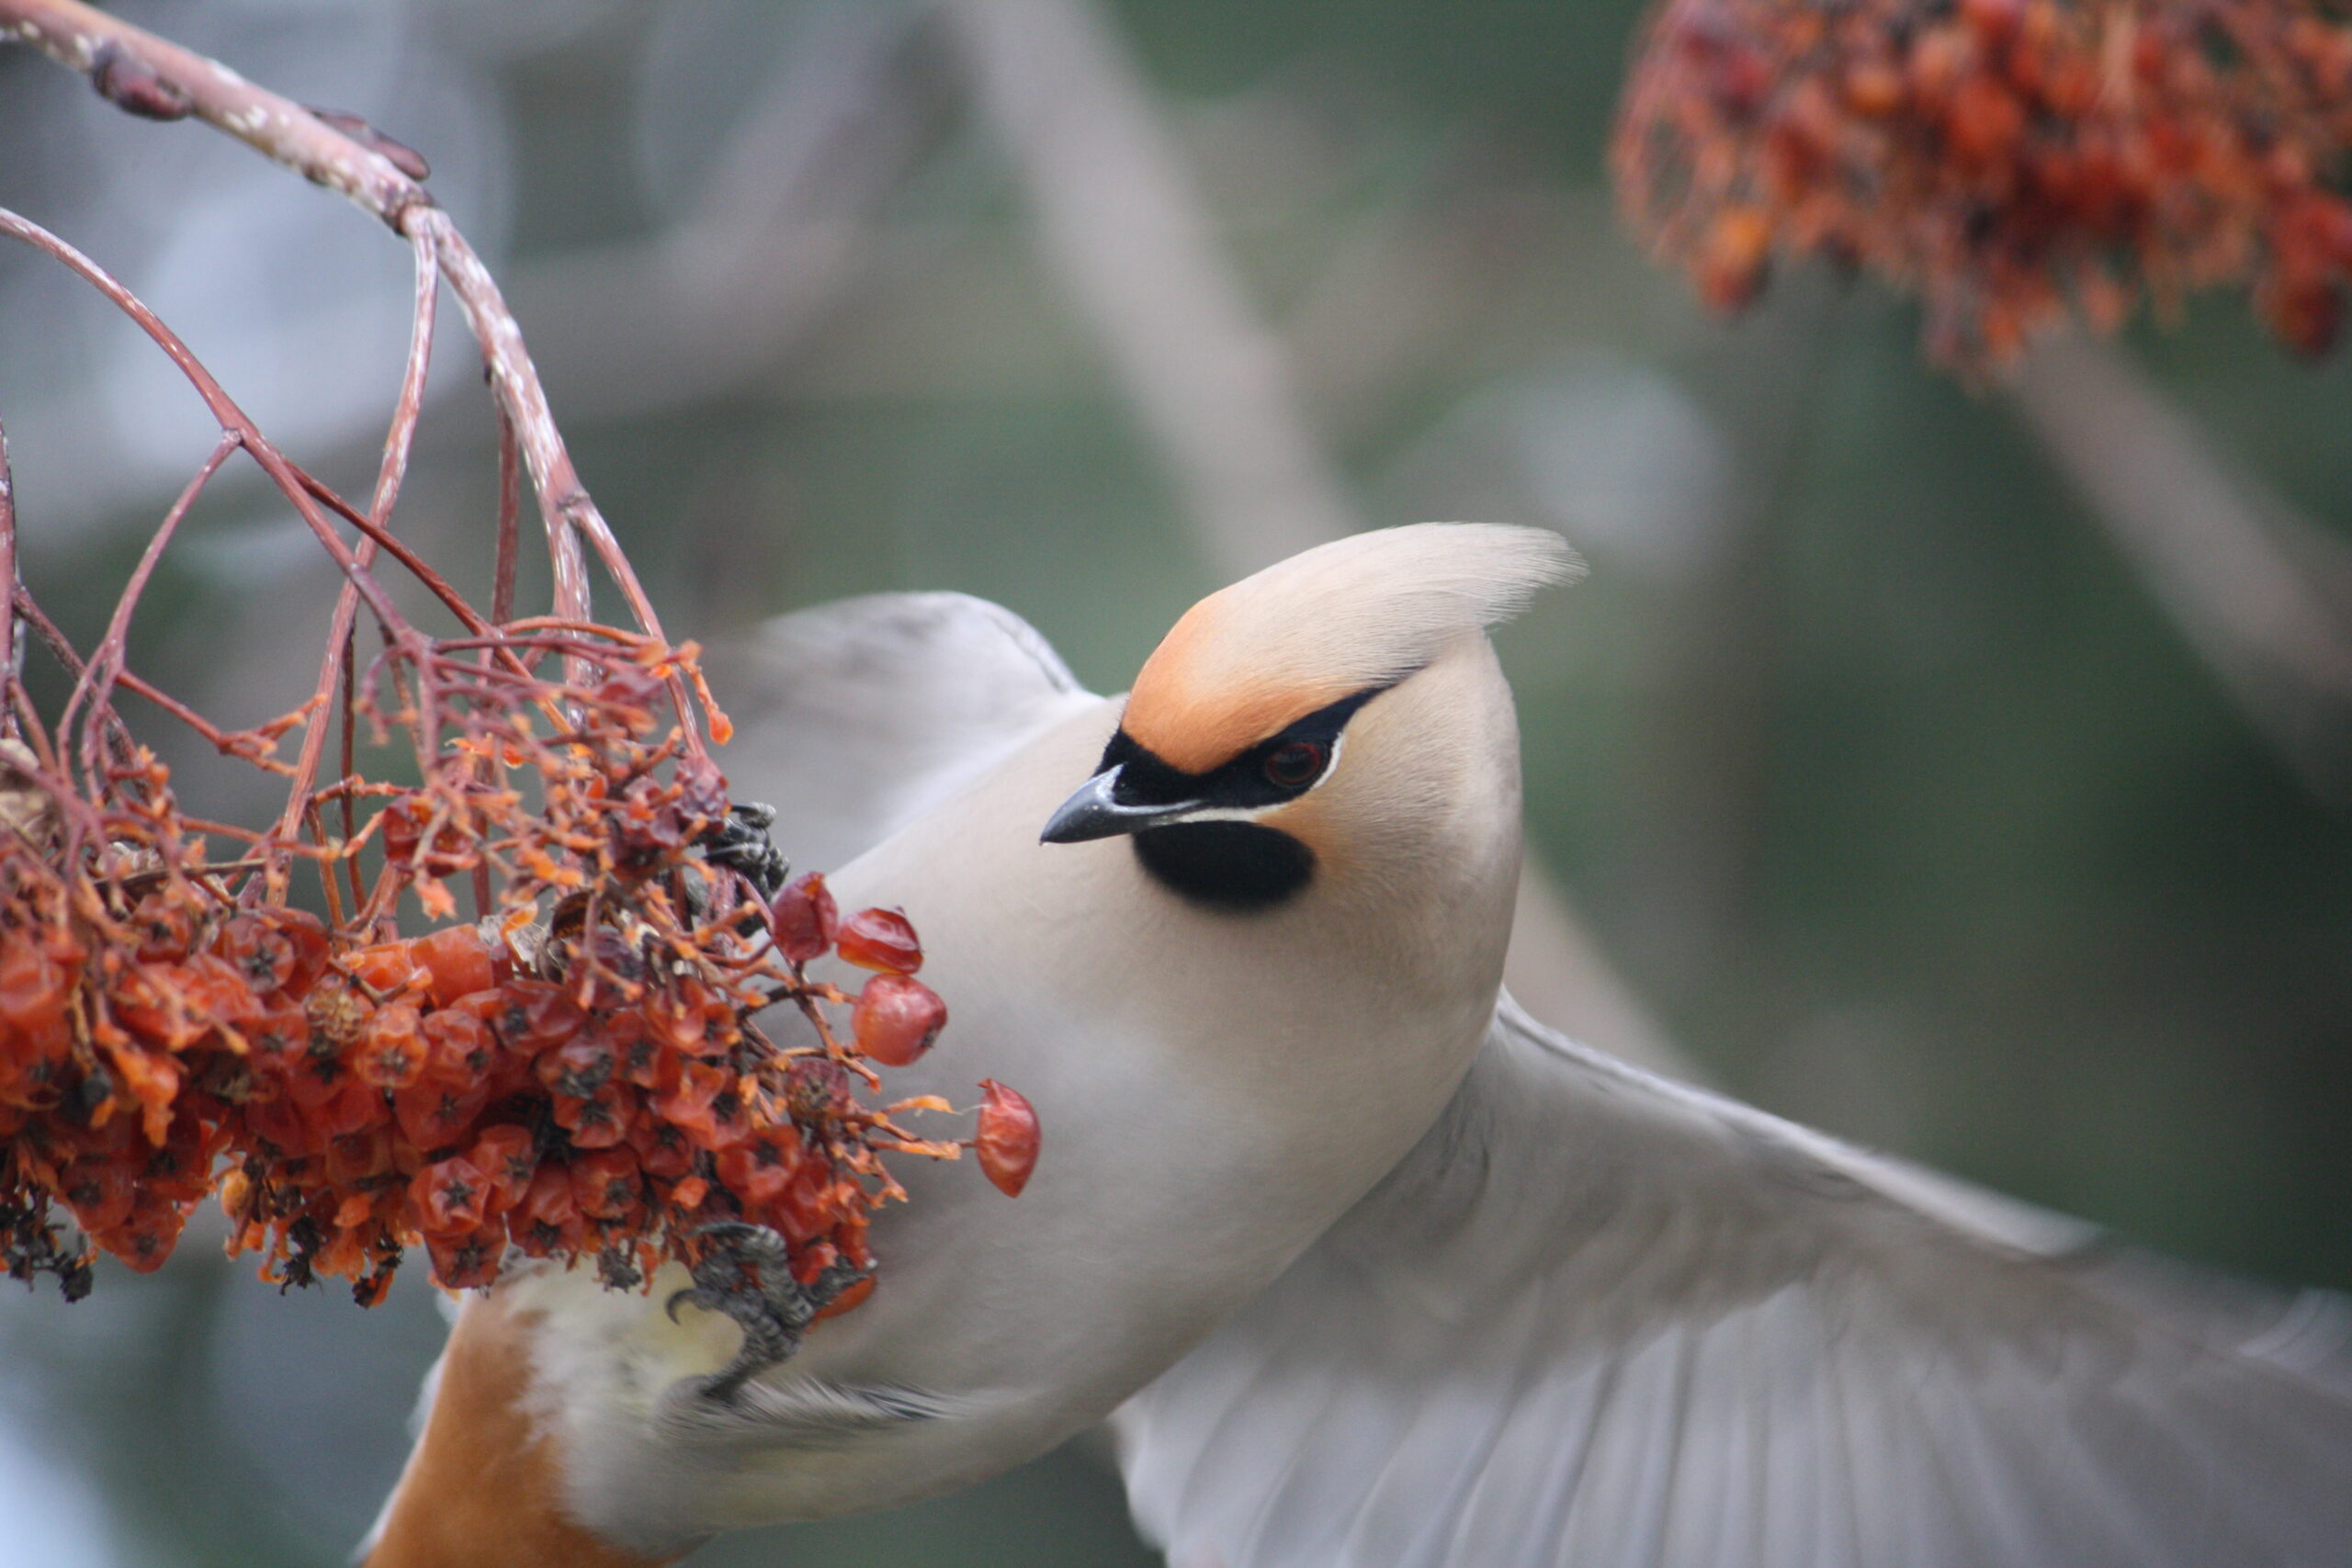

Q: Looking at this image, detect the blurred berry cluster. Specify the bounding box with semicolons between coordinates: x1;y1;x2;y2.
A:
1614;0;2352;366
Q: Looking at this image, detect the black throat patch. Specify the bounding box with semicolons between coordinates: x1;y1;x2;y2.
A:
1132;821;1314;911
1098;684;1386;912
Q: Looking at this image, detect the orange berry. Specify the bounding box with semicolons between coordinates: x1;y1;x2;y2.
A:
490;978;586;1055
412;926;497;1009
508;1166;583;1256
468;1124;538;1212
1841;59;1905;117
412;1155;490;1233
811;1273;876;1323
354;1002;426;1089
569;1148;643;1221
423;1226;502;1290
717;1133;801;1207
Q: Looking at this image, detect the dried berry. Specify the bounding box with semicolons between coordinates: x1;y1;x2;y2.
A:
769;873;839;965
1615;0;2352;367
974;1079;1041;1198
837;907;922;975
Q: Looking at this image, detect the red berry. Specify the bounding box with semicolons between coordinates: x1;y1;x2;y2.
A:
837;908;922;975
468;1124;538;1212
354;1002;426;1089
769;874;839;965
569;1148;643;1220
974;1079;1039;1198
852;974;946;1068
411;1155;489;1233
507;1166;583;1256
716;1132;801;1207
491;979;586;1055
423;1226;502;1290
551;1082;633;1149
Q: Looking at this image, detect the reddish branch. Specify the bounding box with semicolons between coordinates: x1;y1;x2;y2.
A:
0;3;1034;1307
0;0;684;714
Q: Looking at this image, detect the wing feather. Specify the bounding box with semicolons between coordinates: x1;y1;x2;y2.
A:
704;592;1097;870
1115;997;2352;1567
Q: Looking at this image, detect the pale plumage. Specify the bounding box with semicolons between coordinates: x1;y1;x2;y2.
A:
1124;522;1577;773
367;526;2352;1568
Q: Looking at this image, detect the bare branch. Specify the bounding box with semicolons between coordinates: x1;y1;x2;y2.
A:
0;0;684;702
1;0;426;227
0;409;15;733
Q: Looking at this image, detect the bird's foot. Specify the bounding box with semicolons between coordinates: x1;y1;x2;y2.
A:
665;1221;865;1403
695;802;789;903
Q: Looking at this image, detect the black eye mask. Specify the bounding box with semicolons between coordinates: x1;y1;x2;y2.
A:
1099;684;1385;816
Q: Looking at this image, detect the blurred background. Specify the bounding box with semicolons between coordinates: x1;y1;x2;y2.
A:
2;1;2349;1563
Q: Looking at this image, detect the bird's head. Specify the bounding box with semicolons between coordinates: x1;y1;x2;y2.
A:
1042;524;1577;911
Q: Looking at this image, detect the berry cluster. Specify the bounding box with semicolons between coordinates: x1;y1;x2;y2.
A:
0;639;1037;1310
1614;0;2352;366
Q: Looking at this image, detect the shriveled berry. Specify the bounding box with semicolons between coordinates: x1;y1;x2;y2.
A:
411;1155;489;1233
492;978;586;1055
324;1126;397;1188
716;1132;802;1207
974;1079;1040;1198
355;1002;426;1089
508;1166;583;1256
412;926;497;1009
395;1077;492;1153
420;1008;496;1083
769;874;839;965
468;1124;538;1212
424;1227;502;1290
552;1082;633;1149
537;1036;615;1099
837;908;922;975
569;1148;643;1220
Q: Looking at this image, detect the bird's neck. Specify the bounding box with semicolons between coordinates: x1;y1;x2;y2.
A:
364;1292;681;1568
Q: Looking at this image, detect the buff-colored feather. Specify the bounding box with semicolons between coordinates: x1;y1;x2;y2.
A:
1123;524;1578;773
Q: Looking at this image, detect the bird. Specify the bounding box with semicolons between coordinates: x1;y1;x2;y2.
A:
363;523;2352;1568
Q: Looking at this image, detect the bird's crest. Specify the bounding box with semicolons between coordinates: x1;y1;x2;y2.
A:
1124;524;1578;773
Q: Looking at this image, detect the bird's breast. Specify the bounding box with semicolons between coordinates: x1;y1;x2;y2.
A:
543;701;1510;1534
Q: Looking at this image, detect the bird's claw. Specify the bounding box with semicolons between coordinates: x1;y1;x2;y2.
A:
665;1221;865;1403
695;803;789;903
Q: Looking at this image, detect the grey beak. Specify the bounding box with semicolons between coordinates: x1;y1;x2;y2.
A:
1040;765;1206;844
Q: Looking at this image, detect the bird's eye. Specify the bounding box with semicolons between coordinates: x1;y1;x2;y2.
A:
1263;741;1326;790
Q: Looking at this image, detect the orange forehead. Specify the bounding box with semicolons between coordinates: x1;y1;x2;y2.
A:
1123;599;1355;773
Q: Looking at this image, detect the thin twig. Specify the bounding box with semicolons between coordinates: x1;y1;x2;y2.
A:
0;0;427;228
0;209;413;640
0;410;16;730
58;434;241;789
493;405;521;628
0;0;706;747
277;229;441;850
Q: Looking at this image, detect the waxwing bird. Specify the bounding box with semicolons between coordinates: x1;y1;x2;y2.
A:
366;525;2352;1568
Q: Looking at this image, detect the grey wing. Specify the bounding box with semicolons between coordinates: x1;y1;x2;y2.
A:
1115;996;2352;1568
705;592;1099;869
